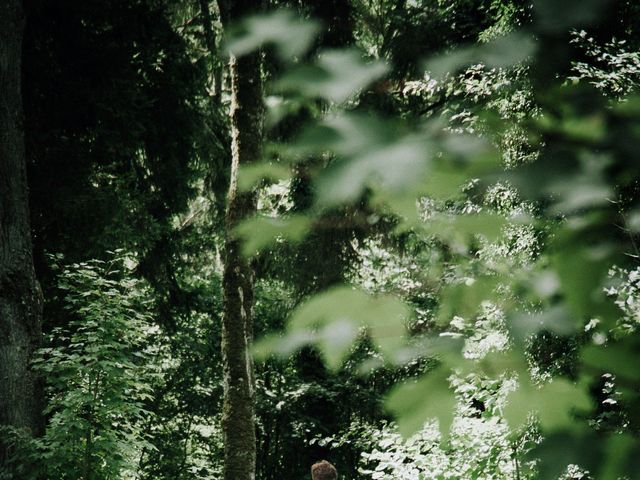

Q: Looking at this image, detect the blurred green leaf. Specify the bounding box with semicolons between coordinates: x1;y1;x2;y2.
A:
504;377;592;431
425;32;536;79
227;10;320;60
422;212;506;245
539;114;606;144
253;330;316;361
238;162;291;191
551;242;612;319
316;134;432;207
546;154;612;215
264;95;317;129
597;434;640;480
626;208;640;233
509;305;578;342
234;214;311;256
277;112;395;160
316;319;360;370
290;286;410;367
386;368;455;439
532;431;602;480
437;276;499;326
534;0;610;33
582;342;640;382
276;49;389;103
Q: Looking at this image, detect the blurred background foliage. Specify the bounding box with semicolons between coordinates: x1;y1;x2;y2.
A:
2;0;640;479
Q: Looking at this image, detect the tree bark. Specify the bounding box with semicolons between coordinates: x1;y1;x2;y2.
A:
199;0;224;105
220;2;263;480
0;0;43;437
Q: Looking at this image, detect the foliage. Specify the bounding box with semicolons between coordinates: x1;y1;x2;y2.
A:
569;30;640;98
605;266;640;336
8;0;640;479
0;426;41;480
33;253;157;479
235;2;640;479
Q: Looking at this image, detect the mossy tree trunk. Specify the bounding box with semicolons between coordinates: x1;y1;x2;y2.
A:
199;0;224;105
0;0;43;438
220;1;263;480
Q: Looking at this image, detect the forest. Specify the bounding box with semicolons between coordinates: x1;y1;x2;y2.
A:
1;0;640;479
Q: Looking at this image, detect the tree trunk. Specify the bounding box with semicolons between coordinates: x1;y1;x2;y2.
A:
220;2;263;480
0;0;43;437
199;0;224;105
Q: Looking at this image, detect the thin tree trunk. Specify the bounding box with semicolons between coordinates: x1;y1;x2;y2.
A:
0;0;44;440
199;0;223;105
220;2;263;480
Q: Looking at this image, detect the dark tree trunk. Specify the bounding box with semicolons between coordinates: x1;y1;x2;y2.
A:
220;2;263;480
0;0;43;437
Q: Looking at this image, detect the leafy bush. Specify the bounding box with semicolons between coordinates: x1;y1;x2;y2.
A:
33;253;157;480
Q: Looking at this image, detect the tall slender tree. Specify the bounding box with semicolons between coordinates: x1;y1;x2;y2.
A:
0;0;43;437
199;0;224;105
220;1;263;479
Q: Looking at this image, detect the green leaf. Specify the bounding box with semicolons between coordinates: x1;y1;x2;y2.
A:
234;215;311;256
546;166;612;215
534;0;609;33
316;134;432;207
425;32;536;79
422;212;506;244
504;377;592;432
437;276;499;326
386;368;455;438
581;342;640;382
238;162;291;191
289;286;410;367
551;241;612;319
227;10;320;60
316;319;360;370
509;305;578;342
276;49;389;103
532;431;602;480
253;330;316;361
597;434;640;480
626;208;640;233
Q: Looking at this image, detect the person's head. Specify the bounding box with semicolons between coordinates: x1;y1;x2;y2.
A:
311;460;337;480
